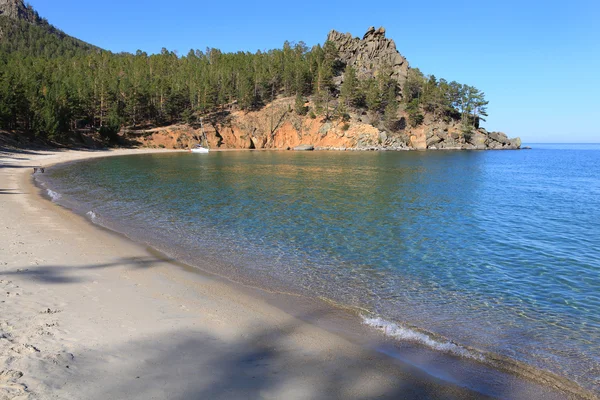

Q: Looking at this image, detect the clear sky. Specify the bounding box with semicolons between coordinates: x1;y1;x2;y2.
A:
30;0;600;143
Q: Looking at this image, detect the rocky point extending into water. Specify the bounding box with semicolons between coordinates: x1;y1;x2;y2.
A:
0;1;521;152
128;27;521;152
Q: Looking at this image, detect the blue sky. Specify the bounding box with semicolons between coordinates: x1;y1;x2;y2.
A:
30;0;599;142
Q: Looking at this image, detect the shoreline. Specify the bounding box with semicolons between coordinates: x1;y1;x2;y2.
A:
0;148;592;399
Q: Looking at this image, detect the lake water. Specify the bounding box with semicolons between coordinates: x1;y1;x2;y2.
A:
38;145;600;394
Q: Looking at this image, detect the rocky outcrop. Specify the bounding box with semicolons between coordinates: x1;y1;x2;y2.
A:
327;26;409;86
133;98;385;151
132;97;521;152
404;112;521;151
132;28;520;152
324;27;521;150
411;123;521;151
0;0;35;23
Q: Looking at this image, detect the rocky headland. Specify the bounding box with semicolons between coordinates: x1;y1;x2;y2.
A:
129;98;520;152
0;0;521;151
129;27;520;152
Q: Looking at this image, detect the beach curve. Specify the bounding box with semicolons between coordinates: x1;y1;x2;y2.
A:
0;147;591;399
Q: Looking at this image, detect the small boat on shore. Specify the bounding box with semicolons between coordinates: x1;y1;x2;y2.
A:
190;118;210;154
191;144;209;153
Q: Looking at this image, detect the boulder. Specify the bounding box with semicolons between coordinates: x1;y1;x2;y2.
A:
425;127;436;140
488;141;503;150
438;139;458;149
488;131;510;145
426;135;442;147
362;26;376;40
293;144;314;151
379;131;388;144
318;122;332;135
468;131;487;150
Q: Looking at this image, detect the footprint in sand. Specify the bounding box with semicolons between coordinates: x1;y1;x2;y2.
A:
40;308;61;314
45;351;74;367
35;325;54;337
10;343;40;355
0;331;14;342
0;370;28;398
0;280;22;298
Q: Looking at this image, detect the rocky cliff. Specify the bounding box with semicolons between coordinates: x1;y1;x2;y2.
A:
0;0;36;23
129;27;520;152
131;98;520;151
327;26;409;87
407;115;521;150
131;98;393;151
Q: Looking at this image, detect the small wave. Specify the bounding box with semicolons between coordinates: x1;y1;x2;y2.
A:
362;316;483;361
46;189;61;201
86;211;97;221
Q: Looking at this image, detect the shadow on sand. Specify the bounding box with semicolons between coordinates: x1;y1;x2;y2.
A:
1;256;162;284
1;260;584;399
55;318;497;400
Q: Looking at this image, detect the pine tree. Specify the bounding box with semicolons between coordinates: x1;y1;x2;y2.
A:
340;65;359;108
294;92;308;115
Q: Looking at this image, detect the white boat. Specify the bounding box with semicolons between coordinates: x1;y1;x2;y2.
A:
191;144;209;153
190;118;210;153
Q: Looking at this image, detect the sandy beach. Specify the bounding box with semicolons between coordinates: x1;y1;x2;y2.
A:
0;148;585;399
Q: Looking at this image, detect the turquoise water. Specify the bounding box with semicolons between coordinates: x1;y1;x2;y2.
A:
39;145;600;393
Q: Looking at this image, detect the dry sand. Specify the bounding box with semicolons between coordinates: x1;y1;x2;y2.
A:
0;148;575;399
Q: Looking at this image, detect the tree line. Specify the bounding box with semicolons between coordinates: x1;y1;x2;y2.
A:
0;15;488;143
403;68;489;131
0;18;339;141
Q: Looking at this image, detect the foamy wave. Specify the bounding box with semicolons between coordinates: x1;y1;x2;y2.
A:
46;189;61;201
86;211;97;221
362;316;483;361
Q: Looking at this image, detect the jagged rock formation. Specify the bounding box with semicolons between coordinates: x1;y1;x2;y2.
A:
327;26;409;86
323;27;521;151
405;113;521;150
0;0;35;23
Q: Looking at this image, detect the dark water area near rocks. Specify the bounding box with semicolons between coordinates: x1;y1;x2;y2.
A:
38;144;600;394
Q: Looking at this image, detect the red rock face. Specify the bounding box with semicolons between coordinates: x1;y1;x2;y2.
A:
133;96;520;151
136;98;382;150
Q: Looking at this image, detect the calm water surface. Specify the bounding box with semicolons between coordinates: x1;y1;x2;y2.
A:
40;145;600;393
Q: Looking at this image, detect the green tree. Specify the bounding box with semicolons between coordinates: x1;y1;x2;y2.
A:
294;93;308;115
340;65;360;108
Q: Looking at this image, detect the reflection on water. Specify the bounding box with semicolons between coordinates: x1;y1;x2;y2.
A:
40;147;600;393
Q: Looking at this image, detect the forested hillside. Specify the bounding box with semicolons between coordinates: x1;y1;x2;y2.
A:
0;1;98;57
0;1;518;150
